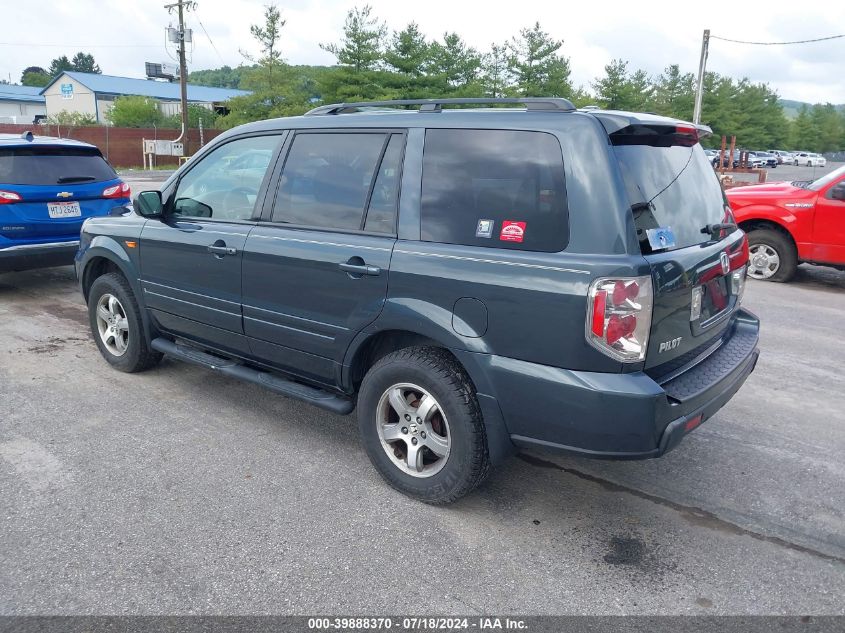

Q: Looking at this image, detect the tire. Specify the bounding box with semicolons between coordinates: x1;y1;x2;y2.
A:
87;272;162;372
357;346;490;504
746;228;797;282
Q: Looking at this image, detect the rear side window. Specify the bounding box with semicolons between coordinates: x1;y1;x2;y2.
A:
273;132;400;232
421;129;569;252
0;146;116;185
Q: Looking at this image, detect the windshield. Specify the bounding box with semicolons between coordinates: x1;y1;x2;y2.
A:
0;146;116;186
614;144;728;252
809;164;845;191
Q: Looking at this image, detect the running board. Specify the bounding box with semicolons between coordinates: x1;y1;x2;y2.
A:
150;338;354;415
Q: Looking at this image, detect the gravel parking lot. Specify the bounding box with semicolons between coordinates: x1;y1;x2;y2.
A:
1;163;844;615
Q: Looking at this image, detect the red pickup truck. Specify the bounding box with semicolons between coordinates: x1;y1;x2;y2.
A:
726;164;845;281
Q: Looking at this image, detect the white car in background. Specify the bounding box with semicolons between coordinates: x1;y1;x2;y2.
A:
793;152;826;167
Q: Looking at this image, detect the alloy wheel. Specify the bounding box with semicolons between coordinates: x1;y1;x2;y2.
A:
95;293;130;356
376;383;451;478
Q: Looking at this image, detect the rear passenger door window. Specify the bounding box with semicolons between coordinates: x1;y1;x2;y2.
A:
272;132;403;233
421;129;569;251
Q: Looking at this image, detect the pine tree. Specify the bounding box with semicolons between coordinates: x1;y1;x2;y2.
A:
507;23;571;97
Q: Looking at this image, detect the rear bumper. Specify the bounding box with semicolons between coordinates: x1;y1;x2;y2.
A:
469;308;760;459
0;240;79;273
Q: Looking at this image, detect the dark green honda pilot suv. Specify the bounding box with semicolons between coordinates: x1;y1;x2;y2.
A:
76;98;759;504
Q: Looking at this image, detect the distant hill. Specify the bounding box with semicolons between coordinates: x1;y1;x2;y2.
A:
779;99;845;119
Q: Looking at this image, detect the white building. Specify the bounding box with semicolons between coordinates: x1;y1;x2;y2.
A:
40;71;250;124
0;85;47;124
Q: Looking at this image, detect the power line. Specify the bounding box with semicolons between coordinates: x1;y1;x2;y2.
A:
710;33;845;46
196;14;226;65
0;42;160;48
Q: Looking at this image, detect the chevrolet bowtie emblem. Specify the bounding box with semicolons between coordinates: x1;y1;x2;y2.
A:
56;192;73;198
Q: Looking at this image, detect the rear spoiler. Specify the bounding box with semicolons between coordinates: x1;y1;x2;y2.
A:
590;111;712;144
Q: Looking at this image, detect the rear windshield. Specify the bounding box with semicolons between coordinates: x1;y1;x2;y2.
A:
0;146;116;186
614;143;727;252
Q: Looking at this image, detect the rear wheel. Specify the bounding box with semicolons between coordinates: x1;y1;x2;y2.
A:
746;229;797;282
357;347;490;504
88;272;162;372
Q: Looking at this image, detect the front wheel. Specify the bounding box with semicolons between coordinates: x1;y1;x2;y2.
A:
357;347;490;504
87;272;162;372
746;229;797;282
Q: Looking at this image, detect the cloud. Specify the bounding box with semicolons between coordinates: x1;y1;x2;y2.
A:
1;0;842;103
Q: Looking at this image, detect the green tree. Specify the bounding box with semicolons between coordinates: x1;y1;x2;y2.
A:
48;55;74;76
21;71;51;87
427;33;482;94
652;64;695;120
318;5;389;102
242;4;286;99
71;52;101;74
106;96;163;127
507;22;571;97
790;105;818;150
163;104;220;129
481;43;510;98
47;110;97;126
809;103;843;152
591;59;634;110
188;65;252;89
384;23;429;77
320;5;386;73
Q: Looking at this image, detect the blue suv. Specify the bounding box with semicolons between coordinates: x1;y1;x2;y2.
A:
0;132;130;273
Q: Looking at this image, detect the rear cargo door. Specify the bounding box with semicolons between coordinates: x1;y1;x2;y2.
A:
610;127;748;374
0;145;122;240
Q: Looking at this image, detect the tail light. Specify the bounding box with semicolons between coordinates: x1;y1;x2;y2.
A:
586;276;653;362
729;234;749;304
0;190;22;204
102;182;131;199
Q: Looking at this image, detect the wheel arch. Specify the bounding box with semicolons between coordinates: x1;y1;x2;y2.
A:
80;240;157;343
739;218;798;253
342;326;515;466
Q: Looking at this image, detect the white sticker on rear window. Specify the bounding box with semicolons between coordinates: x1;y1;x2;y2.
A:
646;227;676;251
476;219;494;238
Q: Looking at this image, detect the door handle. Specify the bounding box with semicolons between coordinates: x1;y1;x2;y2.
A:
207;244;237;256
339;262;381;276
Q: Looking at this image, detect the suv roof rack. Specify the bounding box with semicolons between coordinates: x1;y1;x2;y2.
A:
305;97;576;116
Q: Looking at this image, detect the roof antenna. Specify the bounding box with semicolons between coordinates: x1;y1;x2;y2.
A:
21;131;34;142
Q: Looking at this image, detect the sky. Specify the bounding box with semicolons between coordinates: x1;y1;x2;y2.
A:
2;0;843;104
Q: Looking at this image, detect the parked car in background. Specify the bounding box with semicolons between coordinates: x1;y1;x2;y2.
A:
76;98;758;503
726;164;845;281
792;152;826;167
810;153;827;168
754;151;778;168
768;150;791;164
0;132;130;273
743;152;766;169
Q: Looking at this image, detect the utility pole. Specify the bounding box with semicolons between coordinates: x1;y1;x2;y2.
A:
693;29;710;125
164;0;195;142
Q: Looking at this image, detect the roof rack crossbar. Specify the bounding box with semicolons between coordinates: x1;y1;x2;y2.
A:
305;97;576;116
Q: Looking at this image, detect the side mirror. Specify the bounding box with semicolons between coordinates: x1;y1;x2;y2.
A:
133;190;164;218
830;183;845;201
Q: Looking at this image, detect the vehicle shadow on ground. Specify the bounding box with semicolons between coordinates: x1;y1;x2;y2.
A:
785;264;845;292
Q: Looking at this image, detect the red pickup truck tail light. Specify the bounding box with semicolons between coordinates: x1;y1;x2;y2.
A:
586;276;653;362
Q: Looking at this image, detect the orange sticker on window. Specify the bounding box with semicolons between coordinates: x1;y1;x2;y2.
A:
500;220;526;243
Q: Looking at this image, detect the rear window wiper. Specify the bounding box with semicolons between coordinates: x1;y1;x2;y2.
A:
701;222;737;238
57;176;97;184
